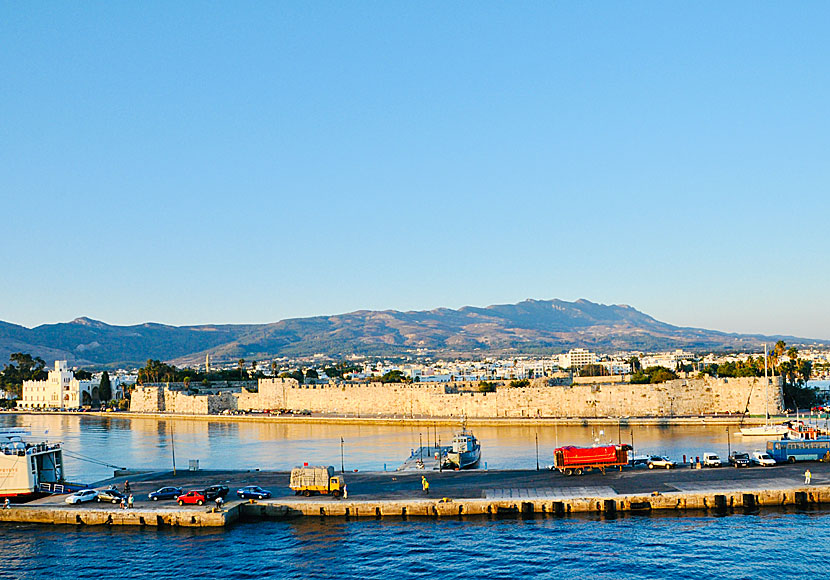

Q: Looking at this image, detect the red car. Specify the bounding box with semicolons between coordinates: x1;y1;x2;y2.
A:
177;490;206;506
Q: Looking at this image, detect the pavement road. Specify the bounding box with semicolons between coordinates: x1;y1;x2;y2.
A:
28;461;830;508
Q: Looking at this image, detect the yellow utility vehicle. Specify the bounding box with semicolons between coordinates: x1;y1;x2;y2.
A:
289;465;345;497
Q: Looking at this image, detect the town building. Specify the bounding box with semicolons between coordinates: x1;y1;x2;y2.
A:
17;361;99;410
558;348;597;370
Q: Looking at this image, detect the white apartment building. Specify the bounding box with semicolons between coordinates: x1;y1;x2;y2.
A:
558;349;597;370
641;349;695;370
17;361;99;410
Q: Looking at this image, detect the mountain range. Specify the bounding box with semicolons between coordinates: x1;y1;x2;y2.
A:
1;299;825;368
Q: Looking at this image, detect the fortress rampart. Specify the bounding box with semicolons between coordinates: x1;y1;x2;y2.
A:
130;375;784;418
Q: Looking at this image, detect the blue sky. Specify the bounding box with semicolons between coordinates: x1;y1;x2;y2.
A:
2;3;828;338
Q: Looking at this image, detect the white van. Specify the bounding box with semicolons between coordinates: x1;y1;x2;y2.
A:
703;452;722;467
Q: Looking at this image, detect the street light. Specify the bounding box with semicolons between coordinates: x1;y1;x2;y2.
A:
726;426;731;457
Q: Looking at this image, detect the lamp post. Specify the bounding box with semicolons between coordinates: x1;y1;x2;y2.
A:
726;427;731;457
340;437;345;473
535;431;539;471
170;421;176;475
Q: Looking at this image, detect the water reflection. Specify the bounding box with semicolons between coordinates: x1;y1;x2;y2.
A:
0;414;782;483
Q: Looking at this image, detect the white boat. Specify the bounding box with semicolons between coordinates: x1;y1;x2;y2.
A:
740;344;786;436
0;428;66;499
739;424;789;436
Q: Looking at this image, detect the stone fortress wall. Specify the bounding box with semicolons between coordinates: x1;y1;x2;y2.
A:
130;375;784;418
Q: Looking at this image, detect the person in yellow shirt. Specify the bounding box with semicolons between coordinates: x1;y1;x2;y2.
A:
421;476;429;495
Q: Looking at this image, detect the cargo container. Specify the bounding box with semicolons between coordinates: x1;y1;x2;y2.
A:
553;444;632;476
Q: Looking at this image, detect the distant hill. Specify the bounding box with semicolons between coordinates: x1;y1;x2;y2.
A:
1;299;825;367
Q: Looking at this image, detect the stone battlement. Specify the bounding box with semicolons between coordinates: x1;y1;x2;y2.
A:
130;375;783;418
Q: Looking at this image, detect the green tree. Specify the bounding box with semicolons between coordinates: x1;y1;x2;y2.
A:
0;353;48;397
305;368;319;380
508;379;530;388
379;370;409;383
280;370;304;384
630;366;677;384
630;371;650;384
478;381;496;393
99;371;112;401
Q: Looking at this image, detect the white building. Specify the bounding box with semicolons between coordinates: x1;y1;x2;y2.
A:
17;361;99;410
558;349;597;370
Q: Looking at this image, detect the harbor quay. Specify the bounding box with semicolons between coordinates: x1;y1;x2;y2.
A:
4;462;830;527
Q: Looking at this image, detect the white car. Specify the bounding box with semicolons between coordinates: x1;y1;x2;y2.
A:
752;451;776;467
703;453;722;467
647;456;676;469
65;489;99;504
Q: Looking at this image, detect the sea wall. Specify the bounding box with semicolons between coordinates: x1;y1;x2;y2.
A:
130;375;784;418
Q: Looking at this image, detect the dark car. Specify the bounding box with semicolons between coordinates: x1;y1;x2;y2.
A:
177;490;206;506
203;485;230;500
148;486;183;501
97;487;126;504
729;452;751;468
236;486;272;500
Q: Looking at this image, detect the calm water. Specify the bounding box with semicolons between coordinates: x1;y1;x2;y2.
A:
2;511;830;579
0;413;790;482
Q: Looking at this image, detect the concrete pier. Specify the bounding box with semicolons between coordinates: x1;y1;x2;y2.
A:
244;485;830;520
0;503;237;527
4;462;829;527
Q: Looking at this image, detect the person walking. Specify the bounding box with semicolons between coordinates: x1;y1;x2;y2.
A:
124;480;131;495
127;494;134;509
343;484;348;500
421;476;429;495
805;469;812;485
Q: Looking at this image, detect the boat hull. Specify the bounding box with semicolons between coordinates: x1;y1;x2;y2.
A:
739;425;789;436
446;447;481;469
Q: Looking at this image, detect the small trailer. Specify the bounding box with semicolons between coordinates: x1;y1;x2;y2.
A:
553;444;632;476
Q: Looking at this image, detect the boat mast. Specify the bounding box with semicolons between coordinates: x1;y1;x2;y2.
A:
764;344;769;424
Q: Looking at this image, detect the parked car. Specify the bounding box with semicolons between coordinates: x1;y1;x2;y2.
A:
65;489;99;504
703;453;723;467
752;450;776;467
177;490;207;506
97;487;126;504
236;486;272;500
148;486;183;501
203;485;230;500
729;452;751;467
647;456;676;469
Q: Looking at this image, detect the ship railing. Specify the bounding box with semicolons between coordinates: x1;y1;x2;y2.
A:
39;481;89;494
